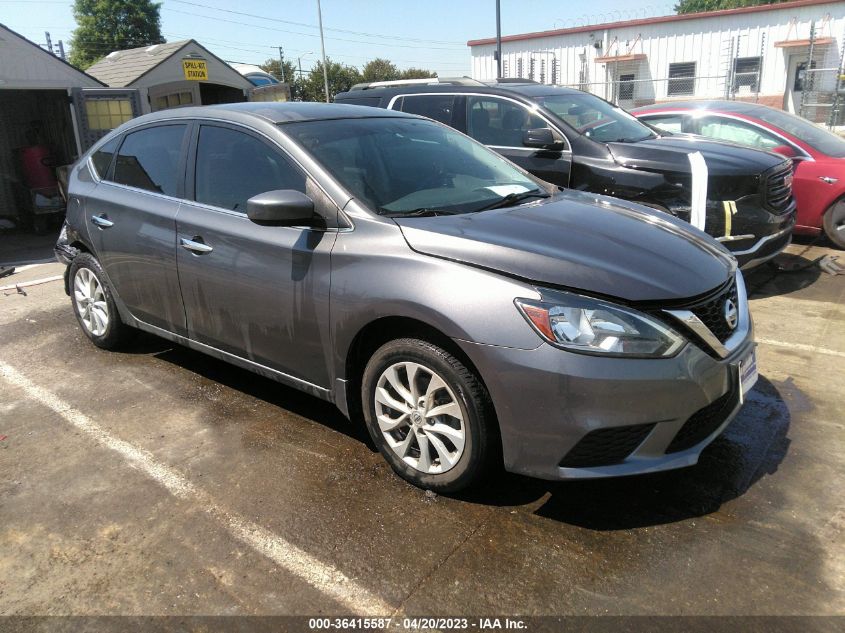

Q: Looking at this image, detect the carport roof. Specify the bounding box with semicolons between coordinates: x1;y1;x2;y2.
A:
87;40;196;87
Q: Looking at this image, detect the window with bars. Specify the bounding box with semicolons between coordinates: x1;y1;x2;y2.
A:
618;74;635;101
733;56;761;92
517;58;524;78
540;60;546;84
668;62;696;96
551;58;558;85
529;58;535;81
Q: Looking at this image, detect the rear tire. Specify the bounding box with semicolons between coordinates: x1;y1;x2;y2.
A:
823;198;845;249
69;253;132;350
361;338;498;493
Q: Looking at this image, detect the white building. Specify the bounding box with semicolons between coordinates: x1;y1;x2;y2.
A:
468;0;845;119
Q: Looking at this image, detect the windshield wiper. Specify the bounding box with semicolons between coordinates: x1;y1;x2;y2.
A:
378;207;460;218
473;190;550;213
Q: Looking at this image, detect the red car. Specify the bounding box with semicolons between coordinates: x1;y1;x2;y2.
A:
633;101;845;248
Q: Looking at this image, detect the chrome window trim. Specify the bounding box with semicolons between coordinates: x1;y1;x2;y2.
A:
386;92;573;152
637;110;814;161
87;115;353;231
664;270;750;360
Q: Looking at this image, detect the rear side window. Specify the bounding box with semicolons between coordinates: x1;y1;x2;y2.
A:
112;125;186;196
194;125;306;212
91;137;119;179
399;95;456;125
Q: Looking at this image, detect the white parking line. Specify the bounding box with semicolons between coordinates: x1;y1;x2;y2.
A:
757;338;845;359
0;275;64;292
0;360;394;615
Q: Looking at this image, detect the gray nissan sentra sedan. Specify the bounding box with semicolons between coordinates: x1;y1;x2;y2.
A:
56;102;758;492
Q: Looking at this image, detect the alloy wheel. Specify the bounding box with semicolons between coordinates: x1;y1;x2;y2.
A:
374;361;466;474
73;267;109;337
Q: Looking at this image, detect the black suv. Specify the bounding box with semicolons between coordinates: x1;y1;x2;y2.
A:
335;79;796;268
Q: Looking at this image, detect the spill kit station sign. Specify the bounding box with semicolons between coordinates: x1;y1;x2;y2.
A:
183;59;208;81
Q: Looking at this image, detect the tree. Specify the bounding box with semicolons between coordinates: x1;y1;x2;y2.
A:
260;58;297;84
400;68;438;80
675;0;791;14
362;58;401;82
69;0;165;69
300;58;362;102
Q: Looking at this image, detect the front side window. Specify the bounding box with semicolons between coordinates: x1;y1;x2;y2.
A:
398;95;457;126
91;137;120;179
698;116;783;151
194;126;306;212
112;125;186;196
643;115;684;134
537;92;655;143
284;117;543;216
466;97;547;147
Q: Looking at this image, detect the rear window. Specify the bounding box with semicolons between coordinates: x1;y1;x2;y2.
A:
91;137;119;179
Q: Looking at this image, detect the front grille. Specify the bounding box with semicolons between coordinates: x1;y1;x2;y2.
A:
559;423;655;468
761;161;794;214
665;385;739;453
689;279;738;344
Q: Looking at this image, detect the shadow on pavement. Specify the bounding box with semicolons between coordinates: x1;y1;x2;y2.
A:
461;375;791;530
119;331;792;531
118;330;374;448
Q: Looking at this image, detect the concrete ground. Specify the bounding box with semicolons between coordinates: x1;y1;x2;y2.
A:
0;239;843;619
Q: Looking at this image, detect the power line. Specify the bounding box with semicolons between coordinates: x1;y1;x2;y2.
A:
166;0;467;46
162;7;467;51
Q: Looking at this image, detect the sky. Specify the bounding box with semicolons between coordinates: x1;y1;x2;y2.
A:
0;0;678;76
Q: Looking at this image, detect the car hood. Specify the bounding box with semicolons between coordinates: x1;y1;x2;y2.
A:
608;136;786;176
394;191;735;303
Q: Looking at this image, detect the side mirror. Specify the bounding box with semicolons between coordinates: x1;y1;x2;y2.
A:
522;128;564;150
246;190;316;226
771;144;798;158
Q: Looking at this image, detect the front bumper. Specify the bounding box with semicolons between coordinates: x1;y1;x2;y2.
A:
458;331;755;481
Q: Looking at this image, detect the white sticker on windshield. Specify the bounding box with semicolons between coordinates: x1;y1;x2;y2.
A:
485;184;531;197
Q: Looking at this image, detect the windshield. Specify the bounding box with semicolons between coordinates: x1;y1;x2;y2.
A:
537;93;656;143
283;117;544;216
752;107;845;157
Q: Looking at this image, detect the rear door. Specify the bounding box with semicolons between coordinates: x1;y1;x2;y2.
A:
464;95;571;187
86;123;189;334
176;122;337;387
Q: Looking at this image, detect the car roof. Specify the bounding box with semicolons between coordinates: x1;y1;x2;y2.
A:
133;102;416;125
335;83;586;101
632;100;769;115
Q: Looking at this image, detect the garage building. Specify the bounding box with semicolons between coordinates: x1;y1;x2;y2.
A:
0;24;139;233
86;40;254;114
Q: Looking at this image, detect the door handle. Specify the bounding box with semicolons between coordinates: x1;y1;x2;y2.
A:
180;237;213;254
91;214;114;228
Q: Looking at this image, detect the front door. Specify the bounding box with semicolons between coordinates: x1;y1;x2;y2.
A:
465;96;572;187
176;123;336;387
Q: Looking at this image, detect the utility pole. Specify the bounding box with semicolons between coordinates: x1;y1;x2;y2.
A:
277;46;286;82
316;0;330;103
495;0;502;79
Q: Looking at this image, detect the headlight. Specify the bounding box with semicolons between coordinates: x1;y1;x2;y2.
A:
515;294;685;358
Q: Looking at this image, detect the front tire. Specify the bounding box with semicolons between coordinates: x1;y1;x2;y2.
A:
823;198;845;249
69;253;132;349
361;338;498;493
